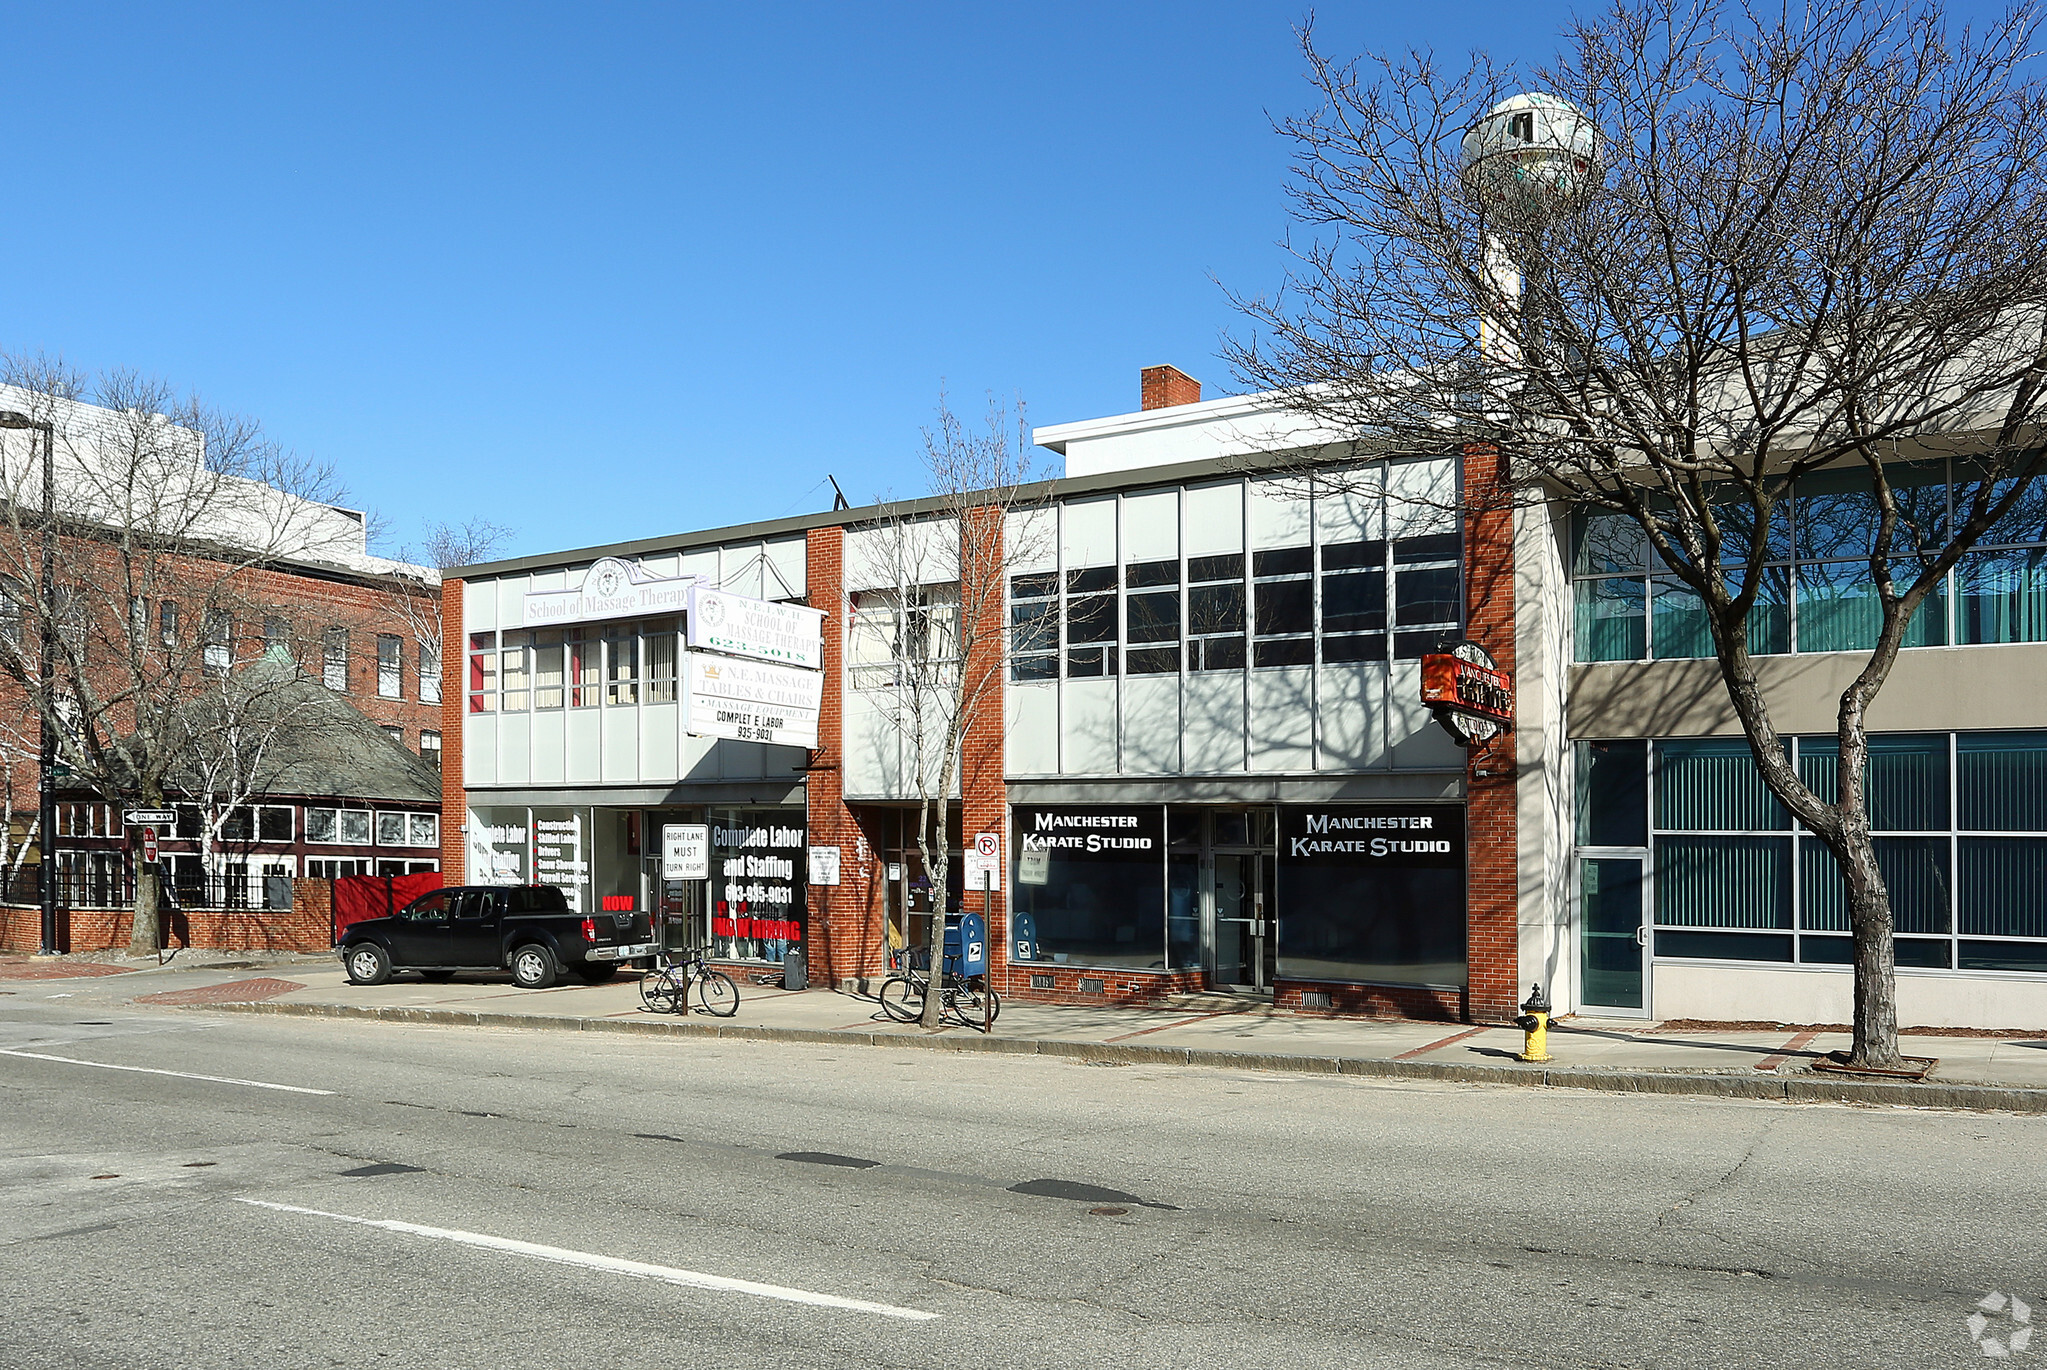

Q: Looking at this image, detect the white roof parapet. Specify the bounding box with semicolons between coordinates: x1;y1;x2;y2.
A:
1033;388;1357;478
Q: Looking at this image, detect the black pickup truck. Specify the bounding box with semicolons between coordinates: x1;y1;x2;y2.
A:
338;884;656;989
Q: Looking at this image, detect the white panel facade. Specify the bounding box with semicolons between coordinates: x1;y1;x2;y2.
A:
1121;675;1181;773
530;709;566;785
564;710;601;784
1121;489;1178;564
602;708;640;781
497;713;530;785
1247;477;1312;550
1182;672;1247;772
640;703;680;783
464;579;498;633
1062;677;1118;773
1062;498;1116;567
1317;663;1387;770
1387;457;1459;539
465;713;498;785
1007;682;1058;776
1183;482;1244;556
1248;666;1315;770
1007;507;1057;573
764;537;807;598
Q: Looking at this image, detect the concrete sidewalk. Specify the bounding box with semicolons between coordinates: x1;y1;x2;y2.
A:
21;950;2035;1112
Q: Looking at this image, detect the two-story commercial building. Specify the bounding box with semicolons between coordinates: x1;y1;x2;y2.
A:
438;365;2047;1029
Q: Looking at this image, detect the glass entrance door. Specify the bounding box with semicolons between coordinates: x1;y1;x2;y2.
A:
1211;851;1276;992
1579;855;1647;1014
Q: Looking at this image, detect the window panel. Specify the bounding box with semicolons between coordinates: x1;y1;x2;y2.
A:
1189;582;1244;637
325;626;349;692
1066;566;1115;595
1393;532;1461;565
498;631;531;712
1321;569;1385;635
1655;836;1792;928
1125;589;1179;645
1796;734;1947;831
1794;561;1946;652
1192;636;1247;669
1188;552;1243;583
1321;539;1384;571
1320;633;1385;663
1657;739;1788;831
1067;645;1116;677
1795;462;1949;561
1126;645;1180;674
1574;577;1645;662
1253;637;1313;667
1253;579;1311;638
569;629;599;707
645;620;678;704
603;625;638;706
1655;930;1794;962
1957;732;2047;830
1124;559;1177;589
376;811;407;846
1392;566;1460;627
1799;837;1951;934
1958;548;2047;644
1571;509;1649;576
1252;547;1312;577
1577;740;1648;847
466;631;493;711
339;810;373;845
1066;593;1117;645
1958;837;2047;938
258;807;293;842
377;634;402;698
305;808;337;843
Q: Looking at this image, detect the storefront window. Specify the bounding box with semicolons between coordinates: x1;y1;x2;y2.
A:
1011;806;1165;970
1275;805;1466;987
709;807;805;963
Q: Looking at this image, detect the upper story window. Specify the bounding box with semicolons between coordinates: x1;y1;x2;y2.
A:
467;618;682;713
1569;459;2045;663
377;634;403;698
323;626;349;691
851;588;959;689
418;638;442;704
1006;470;1465;683
203;610;234;677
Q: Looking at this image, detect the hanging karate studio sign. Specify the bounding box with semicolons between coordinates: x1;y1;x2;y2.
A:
1420;640;1514;746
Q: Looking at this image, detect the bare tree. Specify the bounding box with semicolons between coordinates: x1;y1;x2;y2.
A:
851;393;1047;1028
1228;0;2047;1066
0;355;359;954
371;517;512;732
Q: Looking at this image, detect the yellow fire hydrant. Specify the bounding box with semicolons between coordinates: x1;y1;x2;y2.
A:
1514;983;1553;1063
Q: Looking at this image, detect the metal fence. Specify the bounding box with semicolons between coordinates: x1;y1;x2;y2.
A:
0;867;296;911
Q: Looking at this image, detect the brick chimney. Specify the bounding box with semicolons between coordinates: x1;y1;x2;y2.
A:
1140;365;1201;411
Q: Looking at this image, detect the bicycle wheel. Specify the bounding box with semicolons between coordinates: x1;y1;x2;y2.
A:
696;969;739;1017
639;968;680;1014
877;974;923;1022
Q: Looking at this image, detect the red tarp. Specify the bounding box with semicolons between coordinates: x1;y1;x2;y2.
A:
331;871;446;941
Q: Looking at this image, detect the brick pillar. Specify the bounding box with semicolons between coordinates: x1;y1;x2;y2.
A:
958;506;1008;981
1463;442;1520;1022
440;577;466;883
804;526;882;989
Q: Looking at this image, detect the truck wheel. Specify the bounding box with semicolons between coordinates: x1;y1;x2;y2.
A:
510;943;559;989
574;963;618;984
345;943;392;986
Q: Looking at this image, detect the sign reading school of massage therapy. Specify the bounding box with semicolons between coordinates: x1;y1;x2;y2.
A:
687;585;825;670
1014;807;1164;860
522;557;698;628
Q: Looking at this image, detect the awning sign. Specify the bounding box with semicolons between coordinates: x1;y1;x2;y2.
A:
686;654;823;748
687;585;825;670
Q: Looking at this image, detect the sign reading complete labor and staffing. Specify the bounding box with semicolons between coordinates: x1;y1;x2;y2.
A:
1420;640;1513;746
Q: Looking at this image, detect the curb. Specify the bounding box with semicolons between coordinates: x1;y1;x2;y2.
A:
196;1000;2047;1114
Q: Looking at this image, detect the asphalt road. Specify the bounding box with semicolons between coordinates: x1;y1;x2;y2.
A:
1;986;2040;1368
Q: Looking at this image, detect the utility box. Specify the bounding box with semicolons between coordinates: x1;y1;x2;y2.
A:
782;946;807;991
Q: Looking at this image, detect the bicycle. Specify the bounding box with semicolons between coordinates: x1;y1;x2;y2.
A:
638;947;739;1017
878;957;999;1031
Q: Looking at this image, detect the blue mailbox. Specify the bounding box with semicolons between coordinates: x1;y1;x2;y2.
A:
1010;910;1038;964
944;912;988;976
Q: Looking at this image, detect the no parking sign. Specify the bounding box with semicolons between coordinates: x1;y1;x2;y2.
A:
963;831;1002;891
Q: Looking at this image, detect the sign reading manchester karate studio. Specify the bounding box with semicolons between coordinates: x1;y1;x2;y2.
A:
685;654;823;747
1277;805;1468;989
523;557;699;628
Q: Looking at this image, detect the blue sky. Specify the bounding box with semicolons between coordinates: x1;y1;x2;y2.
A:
0;2;1806;559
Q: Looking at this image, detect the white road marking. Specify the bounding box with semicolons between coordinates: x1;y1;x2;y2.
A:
237;1199;939;1320
0;1048;334;1095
